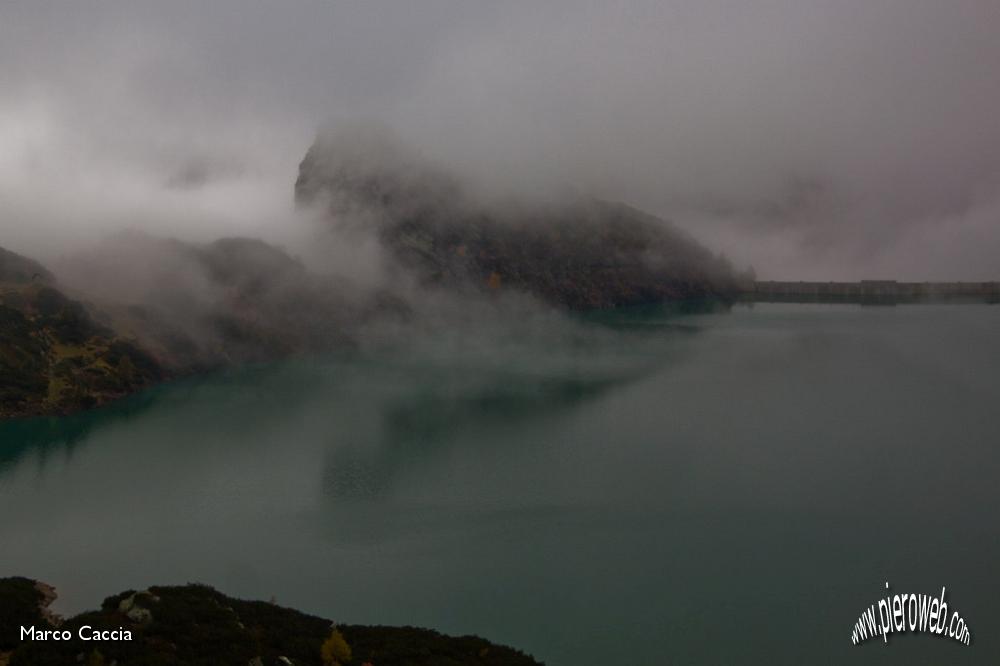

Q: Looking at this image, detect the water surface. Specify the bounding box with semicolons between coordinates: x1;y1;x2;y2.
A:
2;303;998;664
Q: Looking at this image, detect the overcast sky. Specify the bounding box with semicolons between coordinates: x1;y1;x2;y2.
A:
1;1;998;279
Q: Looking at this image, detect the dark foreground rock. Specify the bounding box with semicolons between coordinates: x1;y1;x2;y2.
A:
0;578;541;666
0;577;57;651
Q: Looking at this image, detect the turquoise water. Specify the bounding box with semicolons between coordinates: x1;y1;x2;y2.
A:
1;303;998;664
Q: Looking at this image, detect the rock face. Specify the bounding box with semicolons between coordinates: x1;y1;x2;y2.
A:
0;577;60;652
296;127;740;309
1;579;541;666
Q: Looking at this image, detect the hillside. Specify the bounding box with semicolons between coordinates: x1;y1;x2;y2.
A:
0;238;384;419
55;234;379;373
0;578;540;666
0;250;164;419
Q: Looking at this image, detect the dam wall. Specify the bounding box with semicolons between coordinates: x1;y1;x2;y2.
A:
745;280;1000;304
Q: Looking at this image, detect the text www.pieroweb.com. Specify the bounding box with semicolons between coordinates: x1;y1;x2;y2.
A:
851;585;971;645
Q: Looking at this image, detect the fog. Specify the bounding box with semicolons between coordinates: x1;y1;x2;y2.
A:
2;1;998;279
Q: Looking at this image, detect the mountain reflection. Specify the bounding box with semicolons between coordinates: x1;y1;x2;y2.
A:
0;389;159;476
318;309;702;503
0;306;709;494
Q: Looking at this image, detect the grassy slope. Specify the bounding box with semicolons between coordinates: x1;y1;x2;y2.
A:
0;281;164;419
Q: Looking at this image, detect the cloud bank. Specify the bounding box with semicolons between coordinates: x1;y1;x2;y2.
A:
1;1;998;279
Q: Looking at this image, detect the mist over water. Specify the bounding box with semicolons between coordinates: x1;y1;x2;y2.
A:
2;304;998;665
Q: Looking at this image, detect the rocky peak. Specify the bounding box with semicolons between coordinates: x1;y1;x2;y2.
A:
295;127;739;309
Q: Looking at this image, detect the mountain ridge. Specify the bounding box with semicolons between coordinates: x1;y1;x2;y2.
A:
2;130;743;418
295;128;742;309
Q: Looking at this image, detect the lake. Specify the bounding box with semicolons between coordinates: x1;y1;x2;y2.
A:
1;303;998;665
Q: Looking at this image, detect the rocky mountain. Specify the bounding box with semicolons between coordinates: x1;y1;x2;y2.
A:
296;127;741;309
2;129;743;419
0;577;540;665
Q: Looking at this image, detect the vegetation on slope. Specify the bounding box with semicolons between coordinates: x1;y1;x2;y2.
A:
1;579;541;666
1;237;383;418
0;267;164;419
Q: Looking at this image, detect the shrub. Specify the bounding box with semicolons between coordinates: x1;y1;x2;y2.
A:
320;626;352;666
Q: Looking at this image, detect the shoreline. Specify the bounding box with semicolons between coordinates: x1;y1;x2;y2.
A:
4;292;997;423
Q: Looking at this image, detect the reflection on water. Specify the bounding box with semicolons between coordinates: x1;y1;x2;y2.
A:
0;362;331;479
0;391;158;475
321;369;636;502
1;303;999;666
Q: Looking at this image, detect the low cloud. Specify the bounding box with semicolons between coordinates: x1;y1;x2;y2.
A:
1;1;998;279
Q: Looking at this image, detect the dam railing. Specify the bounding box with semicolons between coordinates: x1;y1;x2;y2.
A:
743;280;1000;304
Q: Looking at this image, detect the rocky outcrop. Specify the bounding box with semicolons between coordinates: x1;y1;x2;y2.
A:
296;127;740;309
1;579;541;666
0;578;61;657
116;592;156;624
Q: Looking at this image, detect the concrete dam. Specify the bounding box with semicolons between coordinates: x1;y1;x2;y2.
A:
744;280;1000;304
